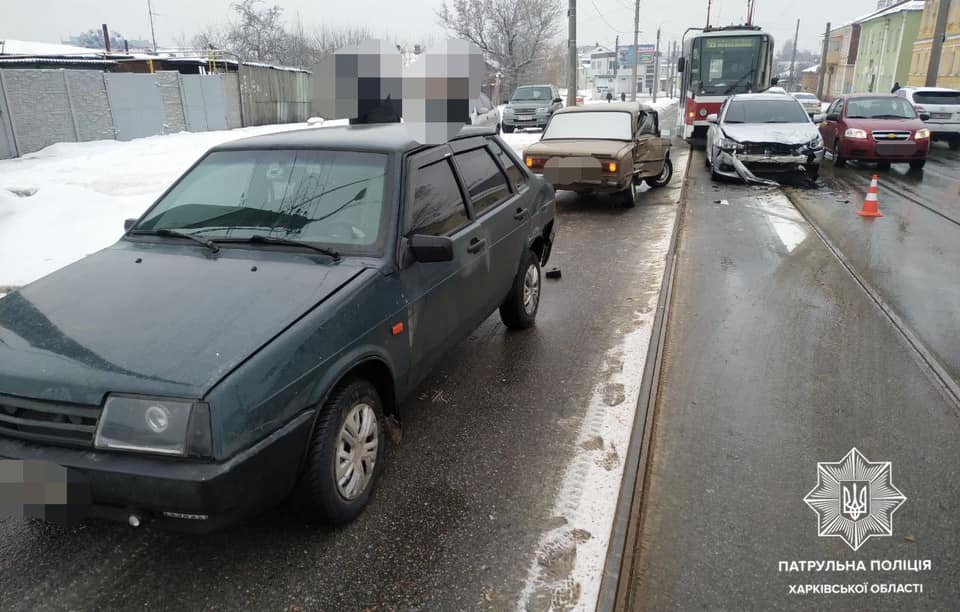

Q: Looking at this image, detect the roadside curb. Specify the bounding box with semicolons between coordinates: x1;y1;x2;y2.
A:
785;190;960;410
596;139;692;612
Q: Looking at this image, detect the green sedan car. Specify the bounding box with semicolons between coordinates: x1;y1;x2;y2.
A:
0;124;557;531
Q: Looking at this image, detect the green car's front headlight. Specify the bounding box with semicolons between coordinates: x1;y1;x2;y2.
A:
95;395;212;457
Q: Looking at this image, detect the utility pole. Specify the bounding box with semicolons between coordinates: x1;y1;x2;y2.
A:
925;0;951;86
652;28;661;102
816;22;830;100
102;24;111;53
706;0;712;27
147;0;158;53
789;19;800;91
567;0;577;106
613;34;619;96
630;0;640;100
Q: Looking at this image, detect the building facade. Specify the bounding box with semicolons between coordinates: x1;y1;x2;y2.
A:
822;23;861;99
851;1;924;93
906;0;960;88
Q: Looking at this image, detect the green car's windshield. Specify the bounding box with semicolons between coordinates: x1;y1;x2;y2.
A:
134;149;389;254
512;87;553;102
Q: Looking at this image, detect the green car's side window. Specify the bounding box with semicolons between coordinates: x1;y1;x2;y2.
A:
405;159;470;237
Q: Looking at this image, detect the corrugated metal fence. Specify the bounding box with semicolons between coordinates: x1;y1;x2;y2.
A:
238;63;311;127
0;65;310;159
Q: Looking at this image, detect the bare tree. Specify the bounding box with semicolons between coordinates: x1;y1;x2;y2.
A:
437;0;562;93
227;0;287;62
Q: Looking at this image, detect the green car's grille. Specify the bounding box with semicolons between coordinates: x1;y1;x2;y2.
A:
0;394;100;448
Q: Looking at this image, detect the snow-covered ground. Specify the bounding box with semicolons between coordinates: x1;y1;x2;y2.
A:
0;96;677;289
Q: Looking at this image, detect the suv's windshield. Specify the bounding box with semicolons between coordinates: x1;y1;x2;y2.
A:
913;91;960;105
724;98;810;124
512;87;553;102
542;111;632;140
134;149;389;254
845;97;917;119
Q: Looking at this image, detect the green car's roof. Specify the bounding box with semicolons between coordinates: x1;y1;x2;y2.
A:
213;123;424;154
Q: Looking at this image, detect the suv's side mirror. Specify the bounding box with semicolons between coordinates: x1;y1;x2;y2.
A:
919;112;931;122
124;218;137;231
826;113;839;121
553;97;562;104
706;113;719;124
771;77;779;86
677;57;685;73
502;99;509;105
409;234;454;263
812;113;826;123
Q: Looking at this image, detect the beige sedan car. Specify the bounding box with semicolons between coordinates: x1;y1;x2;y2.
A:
521;102;673;207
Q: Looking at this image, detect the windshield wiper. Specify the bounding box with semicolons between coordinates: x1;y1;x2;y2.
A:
872;114;910;119
130;228;220;253
216;234;341;262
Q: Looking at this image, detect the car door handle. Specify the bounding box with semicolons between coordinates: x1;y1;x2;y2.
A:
513;207;528;221
467;237;487;254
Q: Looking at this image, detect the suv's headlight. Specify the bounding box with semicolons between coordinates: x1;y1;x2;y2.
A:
718;137;743;151
95;395;212;457
536;107;549;115
844;128;868;139
807;134;823;149
914;128;931;139
502;106;514;115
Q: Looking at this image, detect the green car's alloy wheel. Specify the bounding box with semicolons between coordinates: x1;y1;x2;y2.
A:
500;249;541;329
295;378;385;524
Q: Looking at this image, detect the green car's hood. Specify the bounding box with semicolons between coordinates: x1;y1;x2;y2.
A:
0;240;365;406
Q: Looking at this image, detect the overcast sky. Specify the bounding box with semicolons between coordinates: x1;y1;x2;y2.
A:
5;0;877;56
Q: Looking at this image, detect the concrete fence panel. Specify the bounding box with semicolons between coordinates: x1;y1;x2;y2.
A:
222;73;242;129
0;69;77;154
104;73;167;141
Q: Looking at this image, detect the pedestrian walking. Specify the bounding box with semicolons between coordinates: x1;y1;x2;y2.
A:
620;92;626;101
606;91;613;103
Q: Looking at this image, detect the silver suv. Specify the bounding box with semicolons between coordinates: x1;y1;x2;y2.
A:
501;85;563;133
895;87;960;149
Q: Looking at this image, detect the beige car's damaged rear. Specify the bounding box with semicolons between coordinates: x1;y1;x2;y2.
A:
521;102;673;206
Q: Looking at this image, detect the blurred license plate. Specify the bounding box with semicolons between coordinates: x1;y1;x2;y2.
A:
516;116;535;121
0;459;91;526
930;112;951;119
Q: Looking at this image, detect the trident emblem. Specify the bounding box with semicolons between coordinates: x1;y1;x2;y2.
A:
840;482;869;521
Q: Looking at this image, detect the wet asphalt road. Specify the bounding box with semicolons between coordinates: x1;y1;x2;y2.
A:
626;149;960;610
0;155;681;611
786;143;960;390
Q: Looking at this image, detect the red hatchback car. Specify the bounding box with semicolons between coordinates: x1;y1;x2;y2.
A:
818;94;931;170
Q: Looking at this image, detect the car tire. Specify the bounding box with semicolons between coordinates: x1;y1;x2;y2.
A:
502;124;514;134
909;159;926;170
499;250;541;330
709;155;722;181
294;378;385;524
645;156;673;188
618;184;637;207
833;141;846;168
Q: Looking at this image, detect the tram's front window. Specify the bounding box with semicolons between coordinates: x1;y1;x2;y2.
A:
692;36;765;95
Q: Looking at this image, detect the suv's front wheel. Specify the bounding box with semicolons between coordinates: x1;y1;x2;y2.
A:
295;378;385;524
499;249;541;329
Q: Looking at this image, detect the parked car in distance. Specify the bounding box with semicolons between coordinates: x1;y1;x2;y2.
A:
521;102;673;207
895;86;960;149
466;92;501;133
0;123;557;532
793;92;822;116
706;92;824;180
501;84;563;133
818;94;931;170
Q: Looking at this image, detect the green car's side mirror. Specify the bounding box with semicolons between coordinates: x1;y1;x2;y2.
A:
409;234;454;263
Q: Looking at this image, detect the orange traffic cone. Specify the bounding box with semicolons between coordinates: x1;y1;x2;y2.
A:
857;175;883;218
